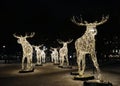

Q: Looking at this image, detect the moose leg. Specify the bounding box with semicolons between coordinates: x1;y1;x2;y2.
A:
26;57;30;70
77;52;84;76
91;52;102;80
27;55;33;70
61;56;64;66
51;55;53;62
55;56;57;63
66;54;69;66
36;55;39;64
80;54;86;75
56;56;59;63
42;55;45;63
39;55;42;64
76;51;80;72
26;57;31;70
59;56;62;66
30;54;33;69
41;56;43;63
77;56;81;75
21;56;25;70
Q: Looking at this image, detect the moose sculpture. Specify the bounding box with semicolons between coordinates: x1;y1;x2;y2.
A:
41;46;47;63
71;15;109;81
57;39;73;68
13;32;35;72
50;47;59;64
32;44;43;66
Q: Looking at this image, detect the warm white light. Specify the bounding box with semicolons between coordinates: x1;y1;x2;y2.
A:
3;45;6;48
57;39;73;66
50;47;59;64
41;49;46;63
71;15;109;80
13;32;35;71
33;45;43;65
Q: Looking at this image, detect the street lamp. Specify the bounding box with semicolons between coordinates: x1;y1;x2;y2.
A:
3;45;6;48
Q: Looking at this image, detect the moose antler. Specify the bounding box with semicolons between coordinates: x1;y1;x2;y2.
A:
71;16;86;26
38;44;43;48
71;15;109;26
32;44;43;48
66;39;73;44
57;39;64;44
95;15;109;26
57;39;73;44
13;33;21;38
25;32;35;38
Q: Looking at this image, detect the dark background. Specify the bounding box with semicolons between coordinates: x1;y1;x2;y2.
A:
0;0;119;55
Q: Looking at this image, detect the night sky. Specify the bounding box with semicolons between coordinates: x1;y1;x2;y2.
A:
0;0;119;54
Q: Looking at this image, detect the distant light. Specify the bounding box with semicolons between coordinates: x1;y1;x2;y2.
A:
3;45;6;48
69;55;72;58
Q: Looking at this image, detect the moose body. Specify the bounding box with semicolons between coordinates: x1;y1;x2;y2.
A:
72;15;109;80
33;45;43;65
57;39;73;66
50;48;59;64
59;45;68;66
41;50;46;63
13;33;35;71
21;41;33;70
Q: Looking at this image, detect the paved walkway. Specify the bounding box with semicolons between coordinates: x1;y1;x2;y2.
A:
0;62;119;86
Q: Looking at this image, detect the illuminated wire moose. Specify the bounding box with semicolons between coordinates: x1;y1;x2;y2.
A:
71;15;109;80
13;32;35;71
50;47;59;64
33;45;43;65
57;39;73;67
